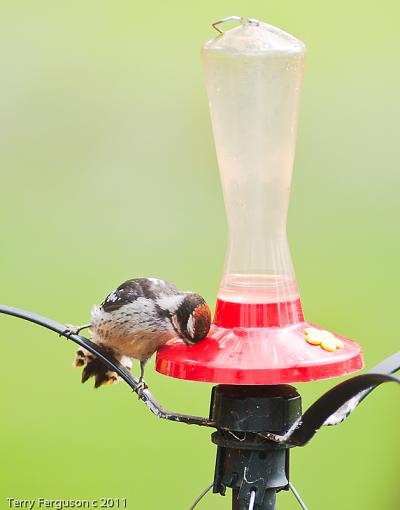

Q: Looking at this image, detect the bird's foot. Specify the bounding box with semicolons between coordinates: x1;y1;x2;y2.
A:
136;378;148;399
60;323;90;339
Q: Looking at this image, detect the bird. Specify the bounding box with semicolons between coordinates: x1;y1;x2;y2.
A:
67;278;211;392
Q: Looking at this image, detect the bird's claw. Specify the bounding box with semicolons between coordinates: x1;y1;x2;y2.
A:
60;325;76;339
60;323;90;339
136;379;148;399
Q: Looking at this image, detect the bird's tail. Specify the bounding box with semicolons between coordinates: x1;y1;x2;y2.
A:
73;346;132;388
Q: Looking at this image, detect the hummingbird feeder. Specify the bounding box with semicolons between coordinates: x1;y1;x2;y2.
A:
1;15;399;510
156;17;363;385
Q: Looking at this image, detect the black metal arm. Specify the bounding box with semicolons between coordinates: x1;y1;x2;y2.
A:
0;304;215;428
286;371;400;446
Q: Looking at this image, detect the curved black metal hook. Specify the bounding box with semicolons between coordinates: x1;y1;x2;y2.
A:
286;372;400;446
322;350;400;426
0;304;215;428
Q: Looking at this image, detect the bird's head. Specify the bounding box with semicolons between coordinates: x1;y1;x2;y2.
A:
172;293;211;345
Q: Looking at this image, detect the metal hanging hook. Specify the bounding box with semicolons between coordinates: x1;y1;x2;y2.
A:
212;16;260;35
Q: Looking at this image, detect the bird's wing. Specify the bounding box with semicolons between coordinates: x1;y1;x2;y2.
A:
101;278;178;313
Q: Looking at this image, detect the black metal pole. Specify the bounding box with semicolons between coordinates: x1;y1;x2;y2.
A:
210;385;301;510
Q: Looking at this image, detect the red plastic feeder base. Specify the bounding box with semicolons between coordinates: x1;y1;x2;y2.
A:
156;298;364;385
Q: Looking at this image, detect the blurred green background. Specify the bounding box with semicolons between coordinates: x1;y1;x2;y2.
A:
1;1;399;509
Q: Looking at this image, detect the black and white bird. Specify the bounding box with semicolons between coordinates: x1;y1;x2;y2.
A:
69;278;211;391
